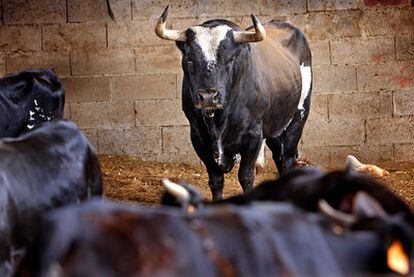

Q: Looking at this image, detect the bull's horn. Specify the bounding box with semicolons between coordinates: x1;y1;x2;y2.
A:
234;14;266;43
155;5;186;42
318;199;357;227
162;179;190;203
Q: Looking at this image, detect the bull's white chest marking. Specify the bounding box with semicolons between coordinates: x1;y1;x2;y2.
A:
298;63;312;112
191;25;232;65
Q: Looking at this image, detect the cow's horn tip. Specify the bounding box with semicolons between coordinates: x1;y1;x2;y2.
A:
161;5;171;22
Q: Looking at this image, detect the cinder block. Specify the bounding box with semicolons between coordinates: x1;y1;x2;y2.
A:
302;118;365;146
366;116;414;144
330;37;395;65
261;0;307;16
61;77;111;103
329;144;393;169
43;23;106;50
71;48;135;76
0;53;5;76
63;103;71;119
6;51;70;77
313;65;357;93
0;26;41;51
307;0;357;11
3;0;66;24
177;72;183;98
396;35;414;61
108;18;172;48
98;127;161;155
360;9;414;36
357;62;414;91
329;92;392;119
395;143;414;162
112;74;176;100
362;0;410;8
304;10;361;39
308;40;330;66
394;90;414;116
135;99;188;126
135;46;182;74
162;126;193;153
308;94;328;122
298;145;330;169
81;128;98;150
134;0;197;18
233;0;260;15
198;0;234;16
68;0;130;22
71;101;134;129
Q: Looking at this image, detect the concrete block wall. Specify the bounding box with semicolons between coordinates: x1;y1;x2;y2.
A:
0;0;413;168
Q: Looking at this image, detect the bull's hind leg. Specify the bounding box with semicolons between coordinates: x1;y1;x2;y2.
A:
267;97;311;174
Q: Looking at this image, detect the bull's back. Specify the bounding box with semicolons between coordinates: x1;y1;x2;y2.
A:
250;21;311;137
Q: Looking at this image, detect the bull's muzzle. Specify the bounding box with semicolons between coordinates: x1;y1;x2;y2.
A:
196;89;221;115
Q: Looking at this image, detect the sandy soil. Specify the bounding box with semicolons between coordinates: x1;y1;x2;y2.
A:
101;155;414;206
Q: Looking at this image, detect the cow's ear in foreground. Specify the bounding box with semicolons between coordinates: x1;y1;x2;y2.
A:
162;178;190;204
387;240;410;275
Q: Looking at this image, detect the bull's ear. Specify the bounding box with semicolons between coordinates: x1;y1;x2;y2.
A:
387;240;410;275
353;191;388;219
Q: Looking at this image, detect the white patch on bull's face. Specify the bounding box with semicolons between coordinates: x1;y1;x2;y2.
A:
191;25;232;66
298;63;312;113
255;140;266;168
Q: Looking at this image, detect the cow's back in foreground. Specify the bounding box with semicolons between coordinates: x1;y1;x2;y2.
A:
16;199;413;277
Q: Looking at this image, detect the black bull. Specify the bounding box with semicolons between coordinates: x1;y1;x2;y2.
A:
0;120;102;275
155;6;312;200
0;68;64;138
15;199;413;277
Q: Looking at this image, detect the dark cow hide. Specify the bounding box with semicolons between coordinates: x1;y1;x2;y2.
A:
0;68;64;138
15;199;414;277
0;120;102;275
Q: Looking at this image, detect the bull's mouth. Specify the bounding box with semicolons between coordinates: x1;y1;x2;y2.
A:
204;108;216;118
195;104;223;118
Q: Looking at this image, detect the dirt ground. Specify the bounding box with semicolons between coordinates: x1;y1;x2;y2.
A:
101;155;414;206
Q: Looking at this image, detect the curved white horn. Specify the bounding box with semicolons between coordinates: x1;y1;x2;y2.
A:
234;14;266;43
318;199;357;227
155;5;186;42
162;178;190;203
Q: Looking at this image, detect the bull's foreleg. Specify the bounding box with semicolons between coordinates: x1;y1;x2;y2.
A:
190;129;224;201
238;134;262;194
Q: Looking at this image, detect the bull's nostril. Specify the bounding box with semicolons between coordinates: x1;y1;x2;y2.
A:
213;92;220;102
198;92;205;101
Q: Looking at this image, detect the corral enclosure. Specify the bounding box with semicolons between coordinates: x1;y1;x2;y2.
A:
0;0;413;170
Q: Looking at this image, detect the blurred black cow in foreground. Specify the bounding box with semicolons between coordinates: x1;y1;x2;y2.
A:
0;120;102;275
0;69;64;138
16;169;414;276
162;168;413;222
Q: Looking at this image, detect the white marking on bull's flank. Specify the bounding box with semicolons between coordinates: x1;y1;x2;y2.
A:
298;63;312;112
191;25;232;65
255;140;266;168
27;123;34;129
